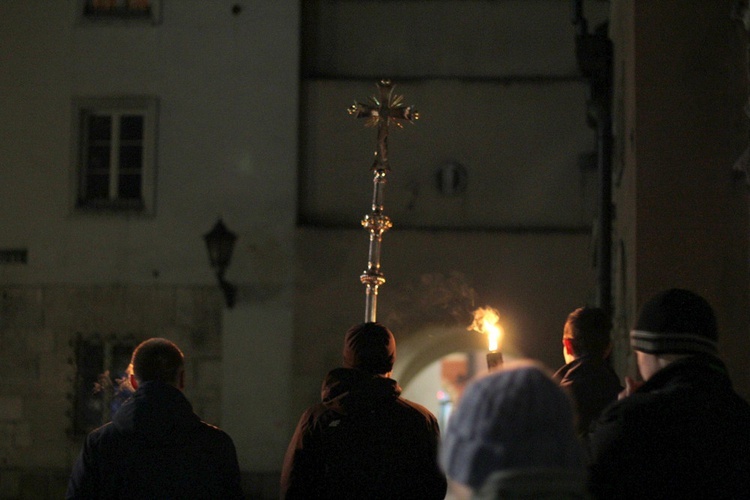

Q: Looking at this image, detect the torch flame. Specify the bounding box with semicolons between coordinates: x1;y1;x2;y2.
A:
468;306;503;352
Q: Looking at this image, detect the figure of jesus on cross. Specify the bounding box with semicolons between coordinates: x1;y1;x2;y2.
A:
349;80;418;323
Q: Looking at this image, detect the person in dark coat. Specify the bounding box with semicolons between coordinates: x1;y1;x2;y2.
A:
280;322;447;499
66;338;244;500
553;306;622;436
587;289;750;499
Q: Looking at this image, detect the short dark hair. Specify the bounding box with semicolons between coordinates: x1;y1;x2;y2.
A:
564;307;612;357
131;338;184;385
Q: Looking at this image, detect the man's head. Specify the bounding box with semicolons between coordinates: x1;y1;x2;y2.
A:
129;338;185;390
562;306;612;361
342;322;396;375
631;288;718;380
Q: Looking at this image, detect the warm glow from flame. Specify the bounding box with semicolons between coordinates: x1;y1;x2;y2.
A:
486;322;501;352
468;306;503;352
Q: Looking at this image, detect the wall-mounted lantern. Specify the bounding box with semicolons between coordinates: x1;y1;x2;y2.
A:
204;218;237;308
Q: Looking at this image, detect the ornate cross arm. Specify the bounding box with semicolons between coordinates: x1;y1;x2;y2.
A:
348;79;419;172
349;80;418;322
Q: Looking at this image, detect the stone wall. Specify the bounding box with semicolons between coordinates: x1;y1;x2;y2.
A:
609;0;750;397
0;285;223;499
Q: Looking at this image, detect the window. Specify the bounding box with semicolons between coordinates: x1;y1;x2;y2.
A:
71;335;137;436
73;97;158;214
81;0;162;23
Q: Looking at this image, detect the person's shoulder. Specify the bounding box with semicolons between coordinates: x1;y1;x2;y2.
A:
580;359;622;386
198;420;233;437
194;420;239;448
398;396;431;412
395;396;439;423
80;421;137;459
729;391;750;414
561;358;620;389
555;358;591;382
587;391;658;457
552;361;573;383
84;421;119;445
592;387;663;437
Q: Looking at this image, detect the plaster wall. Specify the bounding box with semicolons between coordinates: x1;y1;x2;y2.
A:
610;0;638;378
302;79;600;229
0;1;299;496
302;0;609;78
0;1;299;286
612;0;750;397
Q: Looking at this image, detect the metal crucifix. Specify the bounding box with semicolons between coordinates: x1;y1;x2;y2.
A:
348;79;418;323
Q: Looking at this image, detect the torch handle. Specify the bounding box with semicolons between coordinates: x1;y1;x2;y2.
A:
486;351;504;370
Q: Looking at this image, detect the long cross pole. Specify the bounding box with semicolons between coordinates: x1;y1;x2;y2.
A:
348;80;418;323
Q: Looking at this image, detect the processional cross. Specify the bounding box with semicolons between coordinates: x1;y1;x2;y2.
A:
348;79;418;323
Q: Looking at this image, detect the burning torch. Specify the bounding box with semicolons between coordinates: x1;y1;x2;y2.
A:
469;306;504;370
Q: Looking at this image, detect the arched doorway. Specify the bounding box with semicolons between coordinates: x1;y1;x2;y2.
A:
392;325;490;429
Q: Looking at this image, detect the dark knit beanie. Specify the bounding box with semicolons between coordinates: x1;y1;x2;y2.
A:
630;288;718;355
342;322;396;374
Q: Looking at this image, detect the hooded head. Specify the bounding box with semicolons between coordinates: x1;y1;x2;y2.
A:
342;322;396;375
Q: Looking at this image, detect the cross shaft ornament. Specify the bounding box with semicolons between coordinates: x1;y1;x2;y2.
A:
348;80;418;323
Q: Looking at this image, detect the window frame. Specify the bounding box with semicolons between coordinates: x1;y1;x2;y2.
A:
72;96;159;215
69;334;137;438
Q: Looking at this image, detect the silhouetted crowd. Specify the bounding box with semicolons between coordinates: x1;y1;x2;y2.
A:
66;288;750;499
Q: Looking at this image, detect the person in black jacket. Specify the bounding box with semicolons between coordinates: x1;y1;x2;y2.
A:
553;306;622;436
280;322;447;499
587;289;750;499
66;338;244;499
